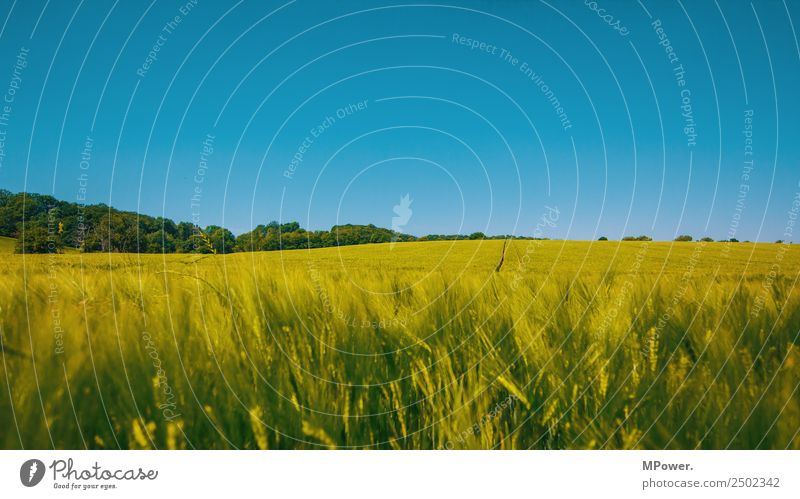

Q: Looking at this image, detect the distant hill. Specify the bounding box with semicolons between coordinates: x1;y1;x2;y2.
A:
0;190;539;254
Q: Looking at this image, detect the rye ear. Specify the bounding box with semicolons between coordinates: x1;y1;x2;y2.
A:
494;239;508;272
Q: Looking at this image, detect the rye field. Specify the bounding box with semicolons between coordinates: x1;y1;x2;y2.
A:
0;240;798;449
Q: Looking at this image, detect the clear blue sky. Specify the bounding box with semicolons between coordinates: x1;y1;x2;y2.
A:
0;0;798;241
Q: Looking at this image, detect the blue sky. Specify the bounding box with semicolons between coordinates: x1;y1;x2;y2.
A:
0;0;798;241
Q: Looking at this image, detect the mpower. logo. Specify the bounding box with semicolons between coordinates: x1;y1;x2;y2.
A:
20;459;45;487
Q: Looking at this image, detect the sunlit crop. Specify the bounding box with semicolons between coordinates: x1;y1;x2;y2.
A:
1;240;798;449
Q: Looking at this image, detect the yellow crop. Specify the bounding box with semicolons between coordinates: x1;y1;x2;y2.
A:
0;240;798;449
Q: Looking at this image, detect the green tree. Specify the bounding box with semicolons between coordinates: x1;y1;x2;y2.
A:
15;225;63;253
206;226;235;254
145;230;177;253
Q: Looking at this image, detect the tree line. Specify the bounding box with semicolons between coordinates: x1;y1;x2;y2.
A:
0;191;540;254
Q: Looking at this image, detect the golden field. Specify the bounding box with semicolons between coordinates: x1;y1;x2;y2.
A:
0;239;798;449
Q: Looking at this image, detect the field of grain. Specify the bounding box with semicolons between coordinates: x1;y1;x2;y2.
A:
1;240;798;449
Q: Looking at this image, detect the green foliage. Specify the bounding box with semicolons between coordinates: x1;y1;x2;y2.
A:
205;226;235;254
623;235;652;241
0;191;542;254
11;205;66;254
674;235;693;242
14;225;64;254
598;236;608;241
145;230;177;253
